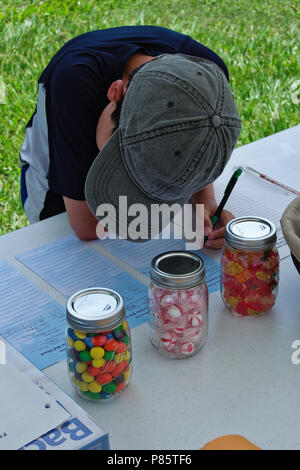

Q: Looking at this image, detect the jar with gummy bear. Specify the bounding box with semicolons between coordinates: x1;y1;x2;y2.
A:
66;287;132;401
149;251;208;358
221;217;279;318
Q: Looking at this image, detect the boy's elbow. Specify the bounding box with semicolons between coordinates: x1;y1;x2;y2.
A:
73;226;98;241
63;196;99;241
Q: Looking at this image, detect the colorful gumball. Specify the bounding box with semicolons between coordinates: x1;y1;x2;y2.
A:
96;373;113;385
104;339;119;351
112;361;128;378
92;335;107;347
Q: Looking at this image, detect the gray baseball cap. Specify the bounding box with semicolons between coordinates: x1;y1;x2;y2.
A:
85;53;242;241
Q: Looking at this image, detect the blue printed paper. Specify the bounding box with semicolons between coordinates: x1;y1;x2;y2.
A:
0;260;66;369
97;237;221;293
16;235;149;329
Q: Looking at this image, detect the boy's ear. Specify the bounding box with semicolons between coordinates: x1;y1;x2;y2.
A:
107;80;126;103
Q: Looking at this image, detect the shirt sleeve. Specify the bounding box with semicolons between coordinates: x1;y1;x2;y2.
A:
46;55;107;200
179;35;229;82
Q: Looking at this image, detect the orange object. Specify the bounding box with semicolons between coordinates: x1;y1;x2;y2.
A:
201;435;261;450
104;339;119;351
87;365;101;376
224;261;244;276
116;381;126;393
92;335;107;347
256;271;271;282
96;372;112;385
112;361;128;377
116;342;127;353
235;269;253;283
103;361;116;373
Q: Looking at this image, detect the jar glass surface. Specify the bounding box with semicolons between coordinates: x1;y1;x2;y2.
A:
148;281;208;358
65;320;132;401
221;242;279;318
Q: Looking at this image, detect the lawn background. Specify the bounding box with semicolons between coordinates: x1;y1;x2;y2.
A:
0;0;299;235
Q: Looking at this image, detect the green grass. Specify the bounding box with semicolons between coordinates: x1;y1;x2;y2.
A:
0;0;299;235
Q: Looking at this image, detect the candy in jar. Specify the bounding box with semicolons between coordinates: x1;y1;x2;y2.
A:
221;217;279;318
66;288;132;401
148;251;208;358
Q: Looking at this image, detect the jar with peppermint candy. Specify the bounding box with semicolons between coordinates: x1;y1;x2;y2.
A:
148;251;208;358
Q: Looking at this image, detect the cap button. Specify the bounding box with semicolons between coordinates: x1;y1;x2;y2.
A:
212;115;221;127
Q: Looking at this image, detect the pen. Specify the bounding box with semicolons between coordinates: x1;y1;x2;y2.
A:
245;166;300;196
204;167;243;243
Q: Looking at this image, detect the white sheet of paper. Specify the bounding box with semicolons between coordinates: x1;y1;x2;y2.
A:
249;146;300;193
0;362;70;450
214;178;292;260
212;141;300;260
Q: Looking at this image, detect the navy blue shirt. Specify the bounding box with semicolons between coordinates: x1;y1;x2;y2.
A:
20;26;229;221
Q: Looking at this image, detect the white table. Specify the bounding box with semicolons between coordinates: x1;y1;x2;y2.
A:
1;125;300;450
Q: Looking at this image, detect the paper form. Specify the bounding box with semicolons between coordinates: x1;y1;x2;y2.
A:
248;147;300;193
0;260;66;369
214;164;295;260
16;235;149;329
0;362;70;450
96;237;221;294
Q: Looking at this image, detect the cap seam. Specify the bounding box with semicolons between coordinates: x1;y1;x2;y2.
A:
132;70;215;115
118;139;175;202
220;117;242;126
175;127;215;185
215;65;224;116
156;127;216;190
122;120;211;145
215;127;226;174
214;68;226;171
122;119;241;146
100;159;181;211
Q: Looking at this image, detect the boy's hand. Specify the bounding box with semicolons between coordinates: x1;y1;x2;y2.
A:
203;203;234;249
191;183;235;250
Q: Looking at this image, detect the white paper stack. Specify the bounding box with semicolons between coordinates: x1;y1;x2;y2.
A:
0;337;110;450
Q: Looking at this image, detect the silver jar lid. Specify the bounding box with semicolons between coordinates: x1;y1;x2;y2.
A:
66;287;125;332
150;251;205;289
225;217;277;251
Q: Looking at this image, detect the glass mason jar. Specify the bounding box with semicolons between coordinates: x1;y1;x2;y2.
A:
148;251;208;358
66;288;132;401
221;217;279;318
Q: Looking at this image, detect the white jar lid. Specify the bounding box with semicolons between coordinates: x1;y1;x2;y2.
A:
225;217;277;251
66;287;125;332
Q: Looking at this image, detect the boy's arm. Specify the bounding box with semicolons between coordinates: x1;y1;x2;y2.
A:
63;196;100;241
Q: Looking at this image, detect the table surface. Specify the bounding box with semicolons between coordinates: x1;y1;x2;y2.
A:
1;125;300;450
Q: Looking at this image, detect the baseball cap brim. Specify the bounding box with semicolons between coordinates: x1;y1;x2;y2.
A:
85;129;188;242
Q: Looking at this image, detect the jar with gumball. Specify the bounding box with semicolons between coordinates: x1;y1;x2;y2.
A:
66;287;132;401
148;251;208;358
